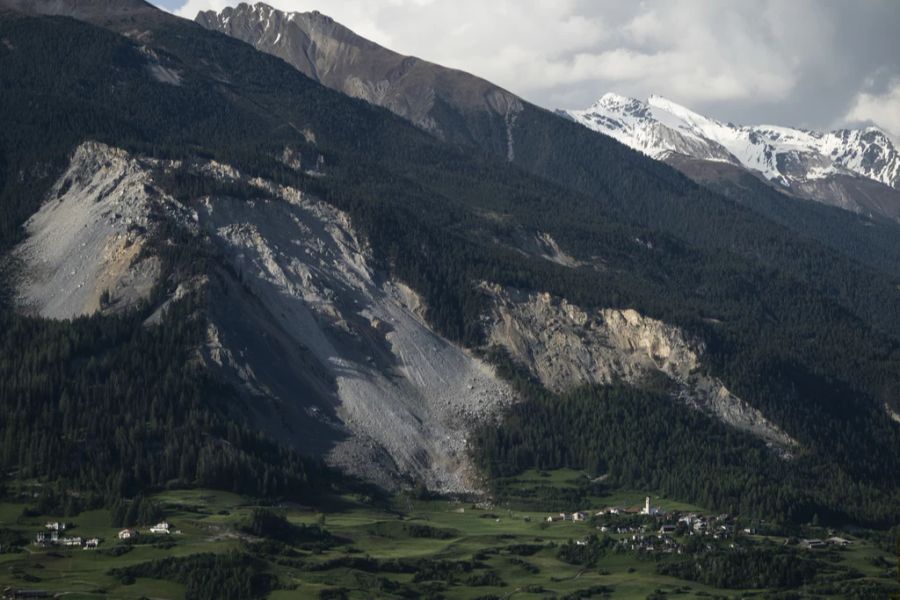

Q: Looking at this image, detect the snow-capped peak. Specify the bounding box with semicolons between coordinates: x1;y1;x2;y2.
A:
647;94;711;125
564;94;900;191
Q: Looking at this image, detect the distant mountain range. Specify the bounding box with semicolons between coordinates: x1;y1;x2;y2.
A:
564;93;900;220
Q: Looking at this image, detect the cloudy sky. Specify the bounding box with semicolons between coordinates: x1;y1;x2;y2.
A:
151;0;900;141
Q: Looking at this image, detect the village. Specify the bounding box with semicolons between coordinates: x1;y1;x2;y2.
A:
543;497;854;556
32;520;179;550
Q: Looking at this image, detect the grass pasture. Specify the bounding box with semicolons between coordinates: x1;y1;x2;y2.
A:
0;479;896;599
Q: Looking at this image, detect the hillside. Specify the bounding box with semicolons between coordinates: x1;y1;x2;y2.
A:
0;2;898;527
197;3;900;322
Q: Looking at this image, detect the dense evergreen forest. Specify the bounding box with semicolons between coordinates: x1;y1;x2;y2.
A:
0;9;899;525
472;354;900;526
0;212;328;505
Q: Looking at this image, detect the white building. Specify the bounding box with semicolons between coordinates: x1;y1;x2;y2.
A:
84;538;100;549
641;497;661;515
118;529;137;540
149;521;171;534
59;536;82;547
826;536;851;547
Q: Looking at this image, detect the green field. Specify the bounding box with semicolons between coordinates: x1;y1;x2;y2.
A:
0;478;897;599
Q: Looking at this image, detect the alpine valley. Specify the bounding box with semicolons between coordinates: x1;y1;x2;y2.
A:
0;1;897;598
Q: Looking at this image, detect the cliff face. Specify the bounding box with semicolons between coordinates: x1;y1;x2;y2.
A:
17;142;799;495
13;142;174;319
15;141;516;494
481;284;797;453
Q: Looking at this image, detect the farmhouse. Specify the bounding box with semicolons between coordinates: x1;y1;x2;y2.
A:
659;525;677;535
149;521;171;534
58;536;82;547
118;529;137;540
826;536;851;547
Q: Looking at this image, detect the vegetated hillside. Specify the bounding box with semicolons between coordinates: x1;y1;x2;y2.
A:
667;153;900;281
0;7;898;523
197;3;900;346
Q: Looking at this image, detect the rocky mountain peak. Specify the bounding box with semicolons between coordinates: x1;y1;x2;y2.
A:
196;3;524;149
564;93;900;219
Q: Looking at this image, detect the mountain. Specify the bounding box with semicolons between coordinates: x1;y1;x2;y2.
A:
0;0;172;27
196;2;523;154
196;4;900;287
564;93;900;220
2;0;900;527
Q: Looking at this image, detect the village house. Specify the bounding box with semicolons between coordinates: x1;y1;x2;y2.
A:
58;536;82;547
149;521;171;534
659;524;677;535
826;536;851;547
572;511;589;521
118;528;137;540
801;538;826;549
84;538;100;549
43;522;65;532
678;514;698;526
34;530;60;546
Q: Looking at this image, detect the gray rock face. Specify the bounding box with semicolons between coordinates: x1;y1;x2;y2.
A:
191;174;516;493
196;3;522;150
20;141;515;494
481;284;797;454
18;141;800;490
13;142;176;319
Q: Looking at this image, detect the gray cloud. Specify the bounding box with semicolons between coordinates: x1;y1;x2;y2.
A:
158;0;900;140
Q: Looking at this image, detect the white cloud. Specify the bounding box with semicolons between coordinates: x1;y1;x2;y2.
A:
171;1;803;103
159;0;900;129
844;81;900;143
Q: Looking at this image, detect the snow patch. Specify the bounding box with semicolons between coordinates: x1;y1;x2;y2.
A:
565;93;900;191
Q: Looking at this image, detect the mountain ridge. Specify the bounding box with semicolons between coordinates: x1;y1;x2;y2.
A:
565;92;900;219
196;1;523;154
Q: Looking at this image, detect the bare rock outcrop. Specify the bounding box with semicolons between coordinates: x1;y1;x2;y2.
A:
192;181;516;493
12;142;181;319
481;284;797;453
